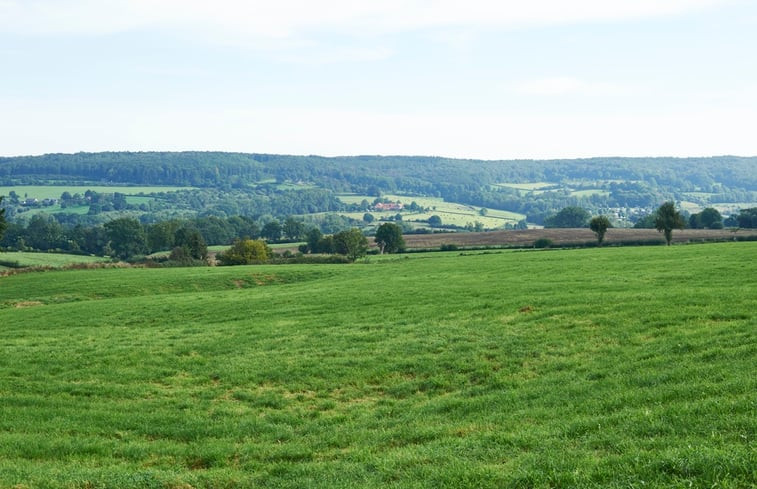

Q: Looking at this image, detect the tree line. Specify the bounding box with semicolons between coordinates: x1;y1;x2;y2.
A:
0;208;407;264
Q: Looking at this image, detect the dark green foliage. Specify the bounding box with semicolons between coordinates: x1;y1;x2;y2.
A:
104;217;148;260
689;207;723;229
24;214;65;250
282;217;306;241
533;237;554;248
362;213;375;223
305;228;324;254
147;220;180;252
0;196;6;243
217;238;271;265
654;202;686;245
589;215;612;245
633;213;657;228
375;222;405;254
734;207;757;228
333;228;369;262
174;227;208;261
544;206;590;228
428;215;442;227
440;243;458;251
261;220;282;242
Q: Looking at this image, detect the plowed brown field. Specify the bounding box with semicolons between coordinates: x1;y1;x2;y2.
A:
402;228;757;249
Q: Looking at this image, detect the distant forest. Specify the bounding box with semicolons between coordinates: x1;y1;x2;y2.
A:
1;152;756;227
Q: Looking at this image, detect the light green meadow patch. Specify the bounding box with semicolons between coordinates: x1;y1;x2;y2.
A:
0;185;196;200
0;251;109;268
338;194;525;229
336;194;373;205
570;189;611;197
679;200;702;213
495;182;557;191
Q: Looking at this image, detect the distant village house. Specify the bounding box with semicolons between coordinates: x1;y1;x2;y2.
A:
372;202;404;211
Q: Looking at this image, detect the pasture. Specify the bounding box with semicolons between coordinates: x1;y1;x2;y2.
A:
0;251;109;270
0;185;195;200
0;243;755;488
337;194;526;229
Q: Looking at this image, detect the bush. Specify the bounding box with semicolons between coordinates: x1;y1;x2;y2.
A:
217;239;272;265
533;238;554;249
440;243;458;251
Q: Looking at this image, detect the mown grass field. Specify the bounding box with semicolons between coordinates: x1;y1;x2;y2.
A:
0;185;195;200
0;251;109;270
0;243;755;488
337;194;526;229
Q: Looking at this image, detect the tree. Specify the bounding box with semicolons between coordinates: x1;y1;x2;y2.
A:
305;228;324;253
374;222;405;254
261;220;282;242
428;215;442;227
589;215;612;246
634;214;657;229
0;196;7;244
735;208;757;228
217;238;271;265
282;216;306;241
654;202;685;246
104;217;148;260
25;214;64;250
147;220;180;252
174;227;208;260
689;207;723;229
362;213;375;223
333;228;368;262
544;206;590;228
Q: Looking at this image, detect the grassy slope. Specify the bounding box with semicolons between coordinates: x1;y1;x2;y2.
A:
337;194;526;229
0;251;109;268
0;185;195;200
0;244;755;488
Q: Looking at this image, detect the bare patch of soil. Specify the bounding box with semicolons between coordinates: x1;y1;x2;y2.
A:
403;228;756;249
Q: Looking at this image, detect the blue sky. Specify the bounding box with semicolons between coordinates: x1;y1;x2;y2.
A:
2;0;756;159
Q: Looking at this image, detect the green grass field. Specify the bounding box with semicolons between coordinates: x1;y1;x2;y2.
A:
0;185;195;200
0;251;109;269
337;194;526;229
0;243;755;488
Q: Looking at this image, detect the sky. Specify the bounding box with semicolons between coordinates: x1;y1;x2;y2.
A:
1;0;756;159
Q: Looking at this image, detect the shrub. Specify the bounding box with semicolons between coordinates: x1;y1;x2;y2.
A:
533;238;554;249
217;239;272;265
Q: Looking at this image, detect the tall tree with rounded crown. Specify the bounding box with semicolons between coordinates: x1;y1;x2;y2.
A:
655;202;685;246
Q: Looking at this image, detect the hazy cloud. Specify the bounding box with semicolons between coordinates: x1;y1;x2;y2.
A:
514;77;635;97
1;0;732;41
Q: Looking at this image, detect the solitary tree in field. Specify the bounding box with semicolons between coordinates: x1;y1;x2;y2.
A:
589;215;612;246
374;222;405;254
654;202;685;246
